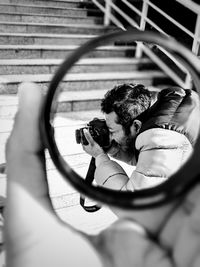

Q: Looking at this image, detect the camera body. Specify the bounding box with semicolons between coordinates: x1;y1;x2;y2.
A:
75;118;110;150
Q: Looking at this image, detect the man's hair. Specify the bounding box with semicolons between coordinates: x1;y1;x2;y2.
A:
101;83;152;134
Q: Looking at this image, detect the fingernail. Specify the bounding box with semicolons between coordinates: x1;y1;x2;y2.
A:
18;82;42;111
18;83;26;110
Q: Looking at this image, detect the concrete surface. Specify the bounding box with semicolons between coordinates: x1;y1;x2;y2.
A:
0;108;119;234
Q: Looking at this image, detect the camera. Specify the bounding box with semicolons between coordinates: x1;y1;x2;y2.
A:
75;118;110;150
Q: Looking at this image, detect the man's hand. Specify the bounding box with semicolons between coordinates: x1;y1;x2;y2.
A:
4;82;200;267
5;83;102;267
82;129;104;158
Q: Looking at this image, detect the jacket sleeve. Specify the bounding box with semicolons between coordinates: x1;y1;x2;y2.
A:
107;143;137;166
94;128;193;192
130;128;193;190
94;153;131;191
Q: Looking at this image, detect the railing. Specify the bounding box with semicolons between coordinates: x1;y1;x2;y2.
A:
91;0;200;89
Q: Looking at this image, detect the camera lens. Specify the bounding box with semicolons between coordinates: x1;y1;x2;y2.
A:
75;129;81;144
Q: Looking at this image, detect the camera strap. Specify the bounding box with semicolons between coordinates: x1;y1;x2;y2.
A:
80;157;102;212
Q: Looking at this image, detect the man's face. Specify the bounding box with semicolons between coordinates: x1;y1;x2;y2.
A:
105;111;137;151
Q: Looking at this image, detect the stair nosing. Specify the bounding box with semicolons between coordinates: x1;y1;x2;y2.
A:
30;0;85;2
0;71;166;83
1;0;96;4
30;0;91;4
0;20;106;29
0;86;160;104
0;32;97;38
0;90;106;105
0;11;103;20
0;44;135;50
31;0;88;2
0;3;100;12
0;58;150;65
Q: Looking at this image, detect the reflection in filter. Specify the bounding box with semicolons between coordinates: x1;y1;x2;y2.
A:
127;87;200;190
51;116;91;177
52;86;200;195
89;86;199;192
40;28;200;213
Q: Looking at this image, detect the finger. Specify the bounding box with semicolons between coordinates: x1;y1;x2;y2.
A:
94;219;173;267
10;82;44;153
113;203;175;235
83;129;95;145
159;185;200;267
5;83;102;267
6;82;54;213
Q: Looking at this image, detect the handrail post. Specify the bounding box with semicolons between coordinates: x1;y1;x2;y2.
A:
185;13;200;88
184;73;192;89
192;13;200;56
135;0;149;58
104;0;112;26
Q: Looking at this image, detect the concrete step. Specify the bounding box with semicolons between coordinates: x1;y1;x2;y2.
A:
0;71;166;94
0;32;136;46
0;21;112;35
0;33;96;45
0;3;101;17
0;85;161;119
0;12;103;25
0;57;151;75
1;0;97;9
0;91;103;120
0;45;136;59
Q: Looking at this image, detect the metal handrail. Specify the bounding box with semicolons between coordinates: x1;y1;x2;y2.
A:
146;1;200;54
91;0;200;89
92;0;125;29
176;0;200;14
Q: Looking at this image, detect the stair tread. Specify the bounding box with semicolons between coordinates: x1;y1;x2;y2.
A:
0;94;18;105
0;57;149;65
0;71;166;83
3;0;92;2
0;44;135;50
0;90;107;105
0;11;102;19
1;0;95;4
0;20;105;28
0;3;99;12
37;0;86;2
0;86;160;105
0;32;97;38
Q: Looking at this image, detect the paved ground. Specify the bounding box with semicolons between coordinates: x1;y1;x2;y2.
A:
43;109;119;234
0;97;139;267
0;108;119;235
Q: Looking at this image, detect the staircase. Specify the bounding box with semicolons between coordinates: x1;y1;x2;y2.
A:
0;0;168;113
0;0;167;213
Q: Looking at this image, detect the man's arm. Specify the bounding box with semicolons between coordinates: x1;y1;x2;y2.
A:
82;130;132;191
107;143;137;165
94;153;130;190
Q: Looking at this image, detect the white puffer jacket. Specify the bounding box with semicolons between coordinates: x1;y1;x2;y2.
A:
94;128;193;191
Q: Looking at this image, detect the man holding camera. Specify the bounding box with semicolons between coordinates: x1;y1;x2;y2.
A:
82;83;200;192
5;82;200;267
